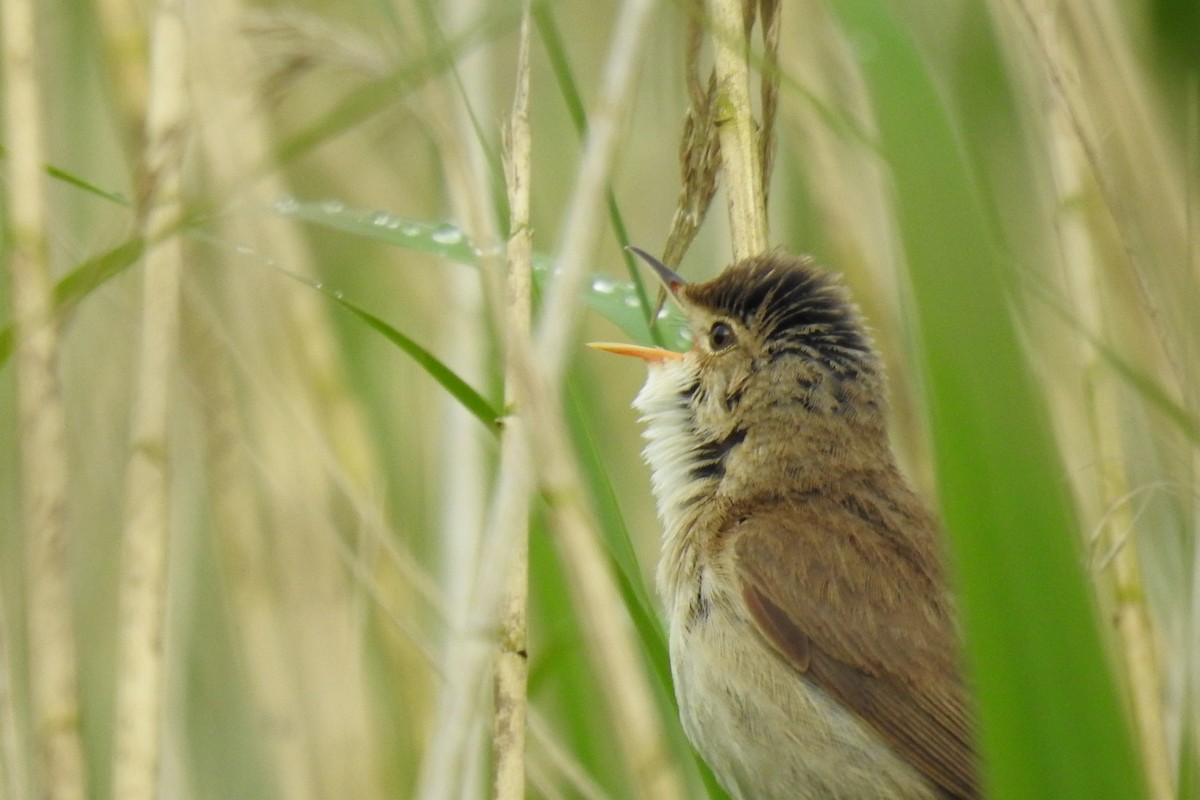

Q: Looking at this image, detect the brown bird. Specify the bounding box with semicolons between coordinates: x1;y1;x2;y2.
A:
592;248;978;800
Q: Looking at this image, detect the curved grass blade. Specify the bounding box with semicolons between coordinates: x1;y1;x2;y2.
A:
0;237;146;369
0;147;130;206
274;199;691;351
54;237;146;310
327;290;500;433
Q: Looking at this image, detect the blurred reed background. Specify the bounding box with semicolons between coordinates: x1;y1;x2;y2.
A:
0;0;1196;798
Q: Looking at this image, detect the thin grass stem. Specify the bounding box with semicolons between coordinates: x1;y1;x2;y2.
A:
2;0;89;796
111;0;189;795
491;4;534;799
706;0;768;258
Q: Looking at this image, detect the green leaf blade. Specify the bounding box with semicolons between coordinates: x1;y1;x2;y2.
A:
830;2;1149;798
330;292;500;433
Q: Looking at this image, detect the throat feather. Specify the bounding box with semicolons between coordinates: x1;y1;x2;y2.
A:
628;359;739;604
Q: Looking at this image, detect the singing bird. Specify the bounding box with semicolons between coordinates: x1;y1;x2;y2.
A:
592;248;978;800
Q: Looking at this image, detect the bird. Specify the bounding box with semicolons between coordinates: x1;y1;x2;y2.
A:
591;247;979;800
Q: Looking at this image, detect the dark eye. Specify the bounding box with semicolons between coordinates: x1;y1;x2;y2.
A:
708;321;736;351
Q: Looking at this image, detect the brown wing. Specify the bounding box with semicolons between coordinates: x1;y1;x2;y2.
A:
734;485;978;799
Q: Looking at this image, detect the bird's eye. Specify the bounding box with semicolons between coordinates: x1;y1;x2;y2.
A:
708;321;736;351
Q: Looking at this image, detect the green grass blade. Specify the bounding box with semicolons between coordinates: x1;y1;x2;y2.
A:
0;237;146;370
0;147;130;205
829;2;1148;798
275;200;691;350
54;236;146;310
327;290;500;433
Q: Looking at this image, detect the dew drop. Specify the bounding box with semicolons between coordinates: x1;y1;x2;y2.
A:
333;290;344;300
400;222;422;237
590;277;617;294
431;223;464;245
235;244;253;255
273;196;299;213
314;282;324;290
624;294;641;308
369;210;391;227
320;199;345;213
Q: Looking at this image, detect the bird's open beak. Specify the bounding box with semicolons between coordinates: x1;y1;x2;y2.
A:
627;246;686;295
588;342;685;362
588;247;689;363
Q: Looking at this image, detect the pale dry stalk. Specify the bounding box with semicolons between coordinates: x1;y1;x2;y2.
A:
535;0;658;377
661;0;719;269
2;0;89;797
188;0;388;795
1001;2;1177;796
507;346;684;799
112;0;188;796
521;0;685;796
407;0;507;793
0;594;27;799
707;0;768;258
93;0;150;155
492;5;534;800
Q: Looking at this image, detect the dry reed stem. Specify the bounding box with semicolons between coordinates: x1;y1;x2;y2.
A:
187;2;390;796
1011;0;1194;395
707;0;768;258
518;0;686;796
189;322;319;800
662;1;719;269
507;347;685;800
756;0;781;207
112;0;188;795
1049;106;1173;800
1000;2;1179;795
2;0;89;797
93;0;149;156
0;603;26;800
404;0;513;794
492;5;534;800
525;0;686;796
535;0;657;377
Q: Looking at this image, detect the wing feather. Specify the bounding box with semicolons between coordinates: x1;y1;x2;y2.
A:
734;484;979;799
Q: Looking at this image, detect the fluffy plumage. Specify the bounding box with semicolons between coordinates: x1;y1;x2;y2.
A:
627;252;978;800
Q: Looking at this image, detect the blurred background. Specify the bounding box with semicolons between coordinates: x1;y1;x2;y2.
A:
1;0;1197;798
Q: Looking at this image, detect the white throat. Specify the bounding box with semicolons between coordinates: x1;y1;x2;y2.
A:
632;359;710;606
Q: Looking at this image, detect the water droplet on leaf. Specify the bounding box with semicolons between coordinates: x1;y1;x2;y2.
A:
431;223;464;245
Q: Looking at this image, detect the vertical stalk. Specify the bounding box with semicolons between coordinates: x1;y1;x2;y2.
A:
0;601;24;800
1009;3;1176;795
1;0;89;797
112;0;187;796
492;5;533;799
523;1;685;796
707;0;768;258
